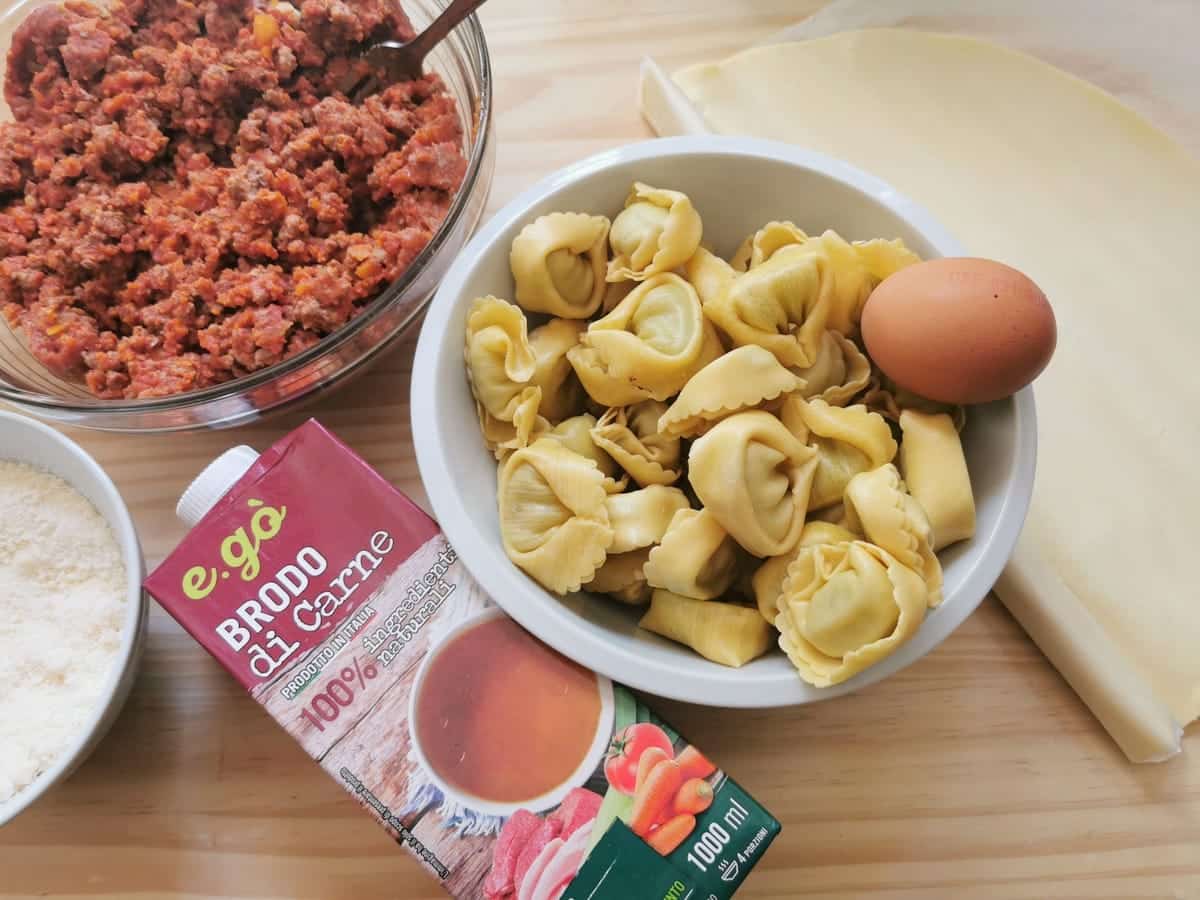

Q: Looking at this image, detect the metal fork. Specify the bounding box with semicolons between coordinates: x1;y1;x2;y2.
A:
344;0;490;102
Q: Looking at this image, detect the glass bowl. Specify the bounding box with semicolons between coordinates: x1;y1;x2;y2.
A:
0;0;493;431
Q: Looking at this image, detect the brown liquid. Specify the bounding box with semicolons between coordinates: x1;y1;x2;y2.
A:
415;616;602;803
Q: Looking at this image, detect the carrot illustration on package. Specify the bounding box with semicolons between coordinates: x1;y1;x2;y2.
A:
635;747;670;793
647;813;697;856
630;757;682;836
677;745;717;781
673;778;714;816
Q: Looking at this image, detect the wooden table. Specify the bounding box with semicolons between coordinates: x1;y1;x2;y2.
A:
3;2;1199;897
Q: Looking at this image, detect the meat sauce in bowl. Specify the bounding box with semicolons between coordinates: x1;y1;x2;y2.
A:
0;0;469;400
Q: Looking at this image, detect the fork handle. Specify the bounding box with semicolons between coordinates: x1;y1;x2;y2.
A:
405;0;489;67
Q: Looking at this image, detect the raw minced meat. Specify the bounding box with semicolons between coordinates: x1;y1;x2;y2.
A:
0;0;467;398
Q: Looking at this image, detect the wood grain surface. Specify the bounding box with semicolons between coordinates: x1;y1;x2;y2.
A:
2;1;1199;898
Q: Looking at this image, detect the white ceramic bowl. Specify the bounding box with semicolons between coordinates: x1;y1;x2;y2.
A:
407;607;615;817
0;410;148;825
412;135;1036;707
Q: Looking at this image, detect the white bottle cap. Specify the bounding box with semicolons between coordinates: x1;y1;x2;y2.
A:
176;445;261;527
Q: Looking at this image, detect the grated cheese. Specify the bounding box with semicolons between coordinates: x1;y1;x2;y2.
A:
0;460;127;803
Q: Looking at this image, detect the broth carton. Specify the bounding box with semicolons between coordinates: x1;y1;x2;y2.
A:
144;420;779;899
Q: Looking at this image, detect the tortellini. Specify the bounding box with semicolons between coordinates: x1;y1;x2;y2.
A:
861;372;966;431
798;520;863;549
639;590;773;668
658;346;804;439
528;318;587;423
851;236;923;282
511;212;610;318
605;486;690;554
481;406;550;463
788;330;871;406
777;541;927;687
464;297;548;459
843;465;943;607
796;399;898;510
583;274;707;400
751;554;793;623
498;438;614;594
468;184;976;687
590;400;682;487
644;508;739;600
776;393;809;442
566;343;658;408
607;182;702;282
750;521;859;623
898;410;976;550
689;411;818;558
567;282;723;408
704;231;915;368
729;220;808;271
586;548;653;605
543;414;626;492
701;244;832;368
683;245;737;307
464;296;538;422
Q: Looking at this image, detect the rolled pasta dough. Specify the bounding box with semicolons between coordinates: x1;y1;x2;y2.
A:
659;29;1200;760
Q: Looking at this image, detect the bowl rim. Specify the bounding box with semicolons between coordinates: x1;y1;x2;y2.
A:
411;134;1037;708
0;410;148;825
0;4;493;416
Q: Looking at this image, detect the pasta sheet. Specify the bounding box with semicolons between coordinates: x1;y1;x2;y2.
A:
647;28;1200;761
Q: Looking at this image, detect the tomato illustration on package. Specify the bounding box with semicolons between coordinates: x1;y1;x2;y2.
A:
145;420;780;898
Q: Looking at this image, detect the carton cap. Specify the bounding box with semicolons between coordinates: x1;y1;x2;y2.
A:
176;445;260;527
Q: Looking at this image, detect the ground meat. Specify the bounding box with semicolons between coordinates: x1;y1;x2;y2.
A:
60;17;114;81
0;0;464;398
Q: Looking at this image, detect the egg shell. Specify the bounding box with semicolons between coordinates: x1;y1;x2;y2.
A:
860;258;1056;405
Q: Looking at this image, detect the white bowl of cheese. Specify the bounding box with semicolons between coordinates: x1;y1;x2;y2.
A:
0;410;147;826
412;135;1037;707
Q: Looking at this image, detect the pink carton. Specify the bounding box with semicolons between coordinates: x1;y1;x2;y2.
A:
145;420;779;898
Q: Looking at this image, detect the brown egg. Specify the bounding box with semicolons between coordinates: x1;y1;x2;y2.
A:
860;258;1056;405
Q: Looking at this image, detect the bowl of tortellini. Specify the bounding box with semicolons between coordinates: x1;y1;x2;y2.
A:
411;135;1036;707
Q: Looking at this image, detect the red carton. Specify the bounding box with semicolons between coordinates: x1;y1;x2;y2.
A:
145;420;779;898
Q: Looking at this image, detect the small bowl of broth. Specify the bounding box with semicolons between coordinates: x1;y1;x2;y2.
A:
409;608;615;817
